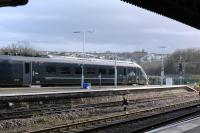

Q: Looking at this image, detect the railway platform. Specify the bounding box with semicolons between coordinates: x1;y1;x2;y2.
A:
0;85;195;97
0;85;195;107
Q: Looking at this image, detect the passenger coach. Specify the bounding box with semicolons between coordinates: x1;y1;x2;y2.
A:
0;55;148;86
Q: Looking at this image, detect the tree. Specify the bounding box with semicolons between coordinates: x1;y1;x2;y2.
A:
0;41;40;57
143;48;200;76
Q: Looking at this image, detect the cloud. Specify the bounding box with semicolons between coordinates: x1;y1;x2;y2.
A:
0;0;199;53
143;28;200;36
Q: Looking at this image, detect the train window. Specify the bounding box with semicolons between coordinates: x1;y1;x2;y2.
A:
46;66;56;74
133;67;137;73
86;68;96;74
99;69;107;75
75;67;82;74
128;68;136;76
25;63;30;74
60;67;71;74
109;68;114;75
123;68;126;75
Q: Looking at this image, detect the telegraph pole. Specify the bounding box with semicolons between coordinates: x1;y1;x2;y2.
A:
114;53;117;88
160;46;166;85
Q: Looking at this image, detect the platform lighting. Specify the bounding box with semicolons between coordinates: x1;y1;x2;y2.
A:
73;30;94;88
160;46;166;86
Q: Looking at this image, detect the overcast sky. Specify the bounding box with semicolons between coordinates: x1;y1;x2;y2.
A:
0;0;200;53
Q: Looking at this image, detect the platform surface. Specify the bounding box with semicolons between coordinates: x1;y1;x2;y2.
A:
0;85;191;97
147;116;200;133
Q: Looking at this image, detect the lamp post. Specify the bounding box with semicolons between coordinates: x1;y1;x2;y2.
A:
160;46;166;85
73;30;94;88
114;53;118;88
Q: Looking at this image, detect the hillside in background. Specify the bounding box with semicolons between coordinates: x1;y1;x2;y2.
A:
141;49;200;76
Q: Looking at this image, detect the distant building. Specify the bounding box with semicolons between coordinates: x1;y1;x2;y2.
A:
131;49;148;63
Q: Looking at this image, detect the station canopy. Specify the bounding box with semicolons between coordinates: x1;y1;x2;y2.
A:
122;0;200;30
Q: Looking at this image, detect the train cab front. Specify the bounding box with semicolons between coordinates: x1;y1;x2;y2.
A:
139;70;148;85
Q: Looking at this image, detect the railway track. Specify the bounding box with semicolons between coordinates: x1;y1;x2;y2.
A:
0;92;193;121
28;99;200;133
140;111;200;133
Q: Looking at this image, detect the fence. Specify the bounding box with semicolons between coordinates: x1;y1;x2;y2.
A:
148;75;200;85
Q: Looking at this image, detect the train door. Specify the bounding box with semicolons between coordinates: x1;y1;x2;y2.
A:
135;67;140;84
127;67;134;84
23;62;32;86
122;67;127;85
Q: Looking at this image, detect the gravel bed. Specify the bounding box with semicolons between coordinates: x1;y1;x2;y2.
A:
0;91;198;133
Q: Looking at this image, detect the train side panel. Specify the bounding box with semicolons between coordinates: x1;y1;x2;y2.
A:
0;60;12;85
11;60;24;86
0;60;24;86
32;62;132;86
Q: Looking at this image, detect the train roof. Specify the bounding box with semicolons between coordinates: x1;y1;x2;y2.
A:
0;55;141;68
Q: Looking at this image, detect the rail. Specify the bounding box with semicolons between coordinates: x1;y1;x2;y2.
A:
0;92;192;121
29;99;200;133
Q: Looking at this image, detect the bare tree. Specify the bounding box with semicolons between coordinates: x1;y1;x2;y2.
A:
0;41;40;57
144;48;200;76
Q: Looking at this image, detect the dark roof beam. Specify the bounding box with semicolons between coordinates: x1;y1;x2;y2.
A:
164;0;196;15
0;0;28;7
185;1;197;13
122;0;200;29
197;3;200;14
